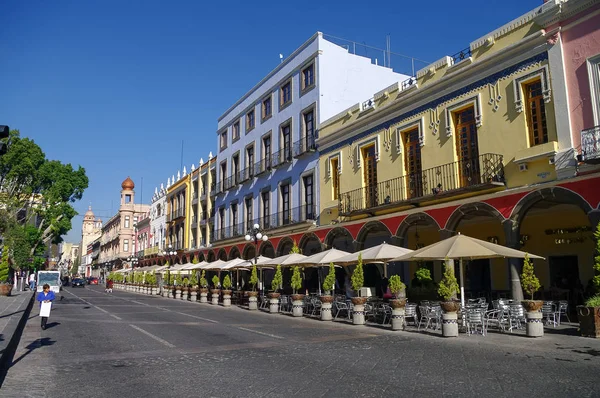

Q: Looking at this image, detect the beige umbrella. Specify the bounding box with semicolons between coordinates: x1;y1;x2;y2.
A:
390;233;545;306
229;255;273;269
337;242;413;277
199;259;228;270
261;253;307;266
182;261;208;270
298;248;351;267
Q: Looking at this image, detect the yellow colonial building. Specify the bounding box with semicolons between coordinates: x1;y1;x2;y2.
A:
317;5;599;301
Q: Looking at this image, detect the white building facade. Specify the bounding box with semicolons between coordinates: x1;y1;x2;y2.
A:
150;183;167;250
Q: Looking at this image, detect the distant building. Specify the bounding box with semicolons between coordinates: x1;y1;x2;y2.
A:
80;206;102;266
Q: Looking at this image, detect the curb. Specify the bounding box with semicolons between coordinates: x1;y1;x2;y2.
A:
0;292;35;386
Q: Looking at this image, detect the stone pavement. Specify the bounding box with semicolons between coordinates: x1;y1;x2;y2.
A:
1;287;600;398
0;290;34;373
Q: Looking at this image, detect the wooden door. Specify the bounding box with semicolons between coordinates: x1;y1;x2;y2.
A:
455;107;481;187
362;145;378;208
404;128;423;199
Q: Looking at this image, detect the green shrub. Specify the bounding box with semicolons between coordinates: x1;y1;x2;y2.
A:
289;241;301;254
183;277;189;286
199;270;207;288
249;265;258;291
323;262;336;294
175;271;183;286
223;274;232;289
521;254;540;300
145;273;156;285
190;270;198;287
415;266;433;285
585;295;600;307
272;265;283;291
438;258;459;301
0;247;10;283
351;254;364;294
388;275;406;297
291;266;302;294
212;275;219;288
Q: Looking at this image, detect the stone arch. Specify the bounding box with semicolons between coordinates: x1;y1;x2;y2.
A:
228;246;241;260
197;252;205;262
396;212;441;240
181;254;189;264
259;241;275;258
299;232;322;256
324;227;354;252
445;202;505;232
356;220;392;250
207;251;216;262
217;248;227;261
276;237;295;256
242;243;256;260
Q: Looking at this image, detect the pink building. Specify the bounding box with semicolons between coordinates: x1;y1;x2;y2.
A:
135;210;152;256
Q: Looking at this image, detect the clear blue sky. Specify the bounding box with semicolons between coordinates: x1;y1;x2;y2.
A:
0;0;543;243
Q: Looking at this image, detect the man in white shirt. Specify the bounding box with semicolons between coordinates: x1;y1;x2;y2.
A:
29;273;36;290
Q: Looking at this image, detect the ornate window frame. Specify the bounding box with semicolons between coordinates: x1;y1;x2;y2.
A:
326;152;342;178
354;136;380;168
513;65;551;113
445;94;482;137
395;117;425;154
587;54;600;126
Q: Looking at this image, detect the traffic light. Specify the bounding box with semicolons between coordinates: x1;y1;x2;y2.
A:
0;125;9;155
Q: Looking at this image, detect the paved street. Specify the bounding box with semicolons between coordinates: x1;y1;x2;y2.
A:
1;287;599;397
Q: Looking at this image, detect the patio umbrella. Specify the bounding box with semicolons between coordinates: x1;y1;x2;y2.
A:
298;248;351;267
199;259;228;270
261;253;308;266
390;233;545;306
182;261;209;270
336;242;413;277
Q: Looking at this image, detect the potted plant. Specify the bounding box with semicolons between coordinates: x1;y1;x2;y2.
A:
0;246;12;296
182;277;190;300
211;275;220;305
199;270;208;303
438;258;460;337
320;263;336;321
189;270;199;302
351;254;366;325
521;254;543;337
146;273;158;295
268;265;283;314
578;223;600;338
222;274;233;307
290;266;304;317
175;272;183;299
389;275;407;331
247;265;259;310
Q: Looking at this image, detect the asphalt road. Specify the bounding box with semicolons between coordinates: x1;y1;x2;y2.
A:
1;286;600;398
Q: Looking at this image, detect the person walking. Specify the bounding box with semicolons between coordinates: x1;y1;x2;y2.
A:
36;284;55;330
28;273;36;291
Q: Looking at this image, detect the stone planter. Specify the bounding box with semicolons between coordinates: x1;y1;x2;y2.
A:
199;288;208;303
320;295;334;321
291;294;305;317
0;284;12;296
351;297;367;325
268;292;281;314
151;287;158;295
162;286;171;298
181;288;188;300
577;306;600;338
247;291;258;310
441;301;460;337
522;300;544;337
211;289;220;305
175;287;182;300
222;290;232;307
390;298;407;331
190;288;198;302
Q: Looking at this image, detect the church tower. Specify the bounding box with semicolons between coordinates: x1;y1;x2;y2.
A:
80;205;102;262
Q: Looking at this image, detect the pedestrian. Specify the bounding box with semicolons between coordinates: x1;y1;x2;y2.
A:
36;284;55;330
105;279;113;293
28;273;36;291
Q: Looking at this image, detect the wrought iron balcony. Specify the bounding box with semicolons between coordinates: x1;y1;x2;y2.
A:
338;153;504;216
254;157;272;175
293;134;316;158
238;166;253;184
580;125;600;164
200;186;207;200
272;147;293;168
451;47;472;64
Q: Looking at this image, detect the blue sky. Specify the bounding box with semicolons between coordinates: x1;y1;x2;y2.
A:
0;0;543;243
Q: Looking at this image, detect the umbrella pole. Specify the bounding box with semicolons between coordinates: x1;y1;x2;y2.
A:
459;259;465;307
384;262;388;278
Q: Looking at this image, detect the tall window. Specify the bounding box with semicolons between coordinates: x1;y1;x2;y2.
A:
280;81;292;107
303;175;314;219
331;158;339;200
232;121;240;141
246;110;255;131
219;207;225;232
220;162;227;191
247;145;255;178
245;197;253;229
282;124;291;161
303;110;315;151
123;239;129;252
231;203;238;227
232;154;239;185
263;135;272;168
262;96;272;120
220;131;227;150
525;80;549;146
281;183;290;225
124;216;130;228
302;63;314;90
261;191;270;227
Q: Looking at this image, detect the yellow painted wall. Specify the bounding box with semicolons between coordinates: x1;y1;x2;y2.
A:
166;174;191;249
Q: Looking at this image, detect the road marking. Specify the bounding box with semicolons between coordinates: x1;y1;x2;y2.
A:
128;324;176;348
172;311;219;324
236;327;284;339
64;289;122;320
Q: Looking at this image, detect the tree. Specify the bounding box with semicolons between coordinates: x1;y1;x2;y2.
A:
223;274;232;290
212;275;220;288
190;270;198;287
388;275;406;297
70;257;80;276
271;265;282;292
249;265;258;291
438;258;459;301
0;246;10;284
291;266;302;294
199;270;207;288
289;241;301;254
521;254;540;300
351;253;364;295
323;262;336;295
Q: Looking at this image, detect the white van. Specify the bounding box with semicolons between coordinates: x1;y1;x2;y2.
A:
36;271;62;293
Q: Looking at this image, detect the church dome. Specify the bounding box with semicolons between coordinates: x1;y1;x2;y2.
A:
121;176;135;190
84;206;94;220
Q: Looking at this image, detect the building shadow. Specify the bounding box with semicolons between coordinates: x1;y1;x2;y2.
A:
10;337;56;368
0;310;25;320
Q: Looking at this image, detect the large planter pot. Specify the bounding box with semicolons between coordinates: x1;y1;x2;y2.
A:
522;300;544;337
222;290;232;307
190;288;198;302
291;294;305;317
577;306;600;338
181;288;188;300
441;301;460;337
151;287;158;295
0;284;12;297
211;289;220;305
247;291;258;310
268;292;281;314
390;299;407;331
351;297;367;325
320;295;334;321
175;287;182;300
199;288;208;303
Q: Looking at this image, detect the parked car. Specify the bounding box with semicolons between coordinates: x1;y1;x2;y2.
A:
71;278;86;287
87;277;99;285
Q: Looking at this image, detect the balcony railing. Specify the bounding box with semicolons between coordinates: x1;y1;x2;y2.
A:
254;157;272;175
339;153;504;215
238;166;254;184
293;134;316;158
200;186;207;200
272;146;293;168
191;216;197;225
581;125;600;164
210;181;216;196
451;47;472;64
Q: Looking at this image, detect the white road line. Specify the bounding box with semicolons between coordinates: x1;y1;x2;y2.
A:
236;327;284;339
172;311;219;324
64;289;122;320
128;324;176;348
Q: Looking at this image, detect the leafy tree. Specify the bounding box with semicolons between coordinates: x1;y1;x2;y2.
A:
190;270;198;287
183;277;189;286
521;254;540;300
223;274;232;290
212;275;220;288
289;241;301;254
70;257;80;276
414;265;433;287
199;270;207;288
438;258;459;301
351;254;364;294
388;275;406;297
145;273;156;285
175;271;183;286
192;255;199;264
0;245;10;283
249;265;258;291
271;265;282;292
323;262;336;294
291;266;302;294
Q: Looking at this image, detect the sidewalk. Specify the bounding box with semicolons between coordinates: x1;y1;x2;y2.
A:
0;290;34;374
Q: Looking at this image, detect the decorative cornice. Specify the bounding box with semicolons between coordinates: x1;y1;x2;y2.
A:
533;0;600;26
416;56;453;78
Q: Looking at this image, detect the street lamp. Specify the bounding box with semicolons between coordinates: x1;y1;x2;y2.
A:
245;223;268;291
